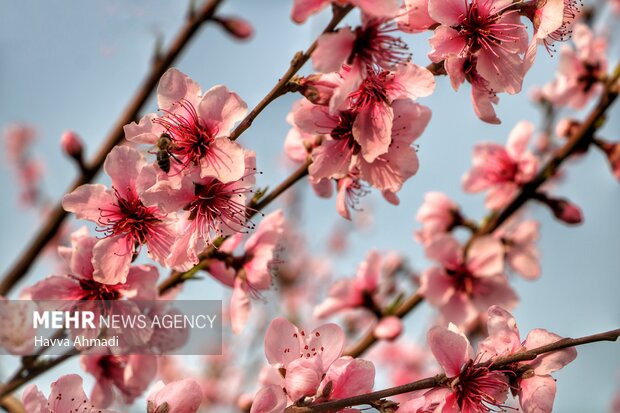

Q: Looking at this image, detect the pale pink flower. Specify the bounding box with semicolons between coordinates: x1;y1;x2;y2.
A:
428;0;529;95
291;0;400;24
82;354;157;408
415;192;460;245
147;379;203;413
313;18;411;73
478;306;577;413
3;123;36;162
371;340;429;388
147;150;257;270
125;68;247;182
420;323;510;413
22;374;118;413
463;121;540;210
63;146;176;284
540;23;608;109
495;219;541;279
420;234;518;328
206;210;286;333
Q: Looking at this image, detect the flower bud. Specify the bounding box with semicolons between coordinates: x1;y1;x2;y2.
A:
215;16;254;40
548;197;583;224
597;140;620;181
60;130;84;163
555;118;580;139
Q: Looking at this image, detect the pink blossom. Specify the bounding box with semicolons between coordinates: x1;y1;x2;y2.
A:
463;121;540;210
291;0;400;24
147;379;203;413
3;123;36;162
540;23;608;109
495;219;541;279
428;0;529;96
206;210;287;333
422;323;510;412
478;306;577;413
82;354;157;408
312;18;411;73
373;316;403;340
22;374;118;413
63;146;176;284
420;234;518;328
124;68;247;181
147;149;257;270
415;192;460;245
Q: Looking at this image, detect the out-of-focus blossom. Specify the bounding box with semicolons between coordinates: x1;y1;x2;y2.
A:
82;354;157;408
214;16;254;40
0;298;35;355
494;219;541;279
22;374;118;413
207;210;287;333
415;192;461;245
463;121;540;210
420;234;518;328
540;24;608;109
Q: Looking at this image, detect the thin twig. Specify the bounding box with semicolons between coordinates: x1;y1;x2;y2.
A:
0;0;226;296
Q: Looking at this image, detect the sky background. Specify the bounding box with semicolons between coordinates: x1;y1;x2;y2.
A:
0;0;619;412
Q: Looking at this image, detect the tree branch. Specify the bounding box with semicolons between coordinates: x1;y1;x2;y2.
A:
286;328;620;412
0;0;226;296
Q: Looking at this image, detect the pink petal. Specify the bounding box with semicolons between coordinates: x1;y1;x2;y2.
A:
91;235;133;285
104;146;144;197
518;375;556;413
285;357;323;401
199;138;246;182
231;278;252;334
476;48;525;95
197;85;247;133
419;267;455;306
523;329;577;375
291;0;330;24
309;323;345;368
157;68;202;110
313;28;355;73
467;236;504;277
314;279;358;318
357;141;419;193
508;244;541;280
506;121;534;158
427;325;470;377
392;63;436;101
22;384;49;413
123;113;162;144
397;0;436;33
428;26;466;62
62;184;115;222
373;316;403;341
321;357;375;399
148;378;203;413
424;234;461;269
309;139;353;181
485;183;518;210
391;100;432;145
478;305;521;358
250;385;287;413
428;0;466;25
351;0;400;18
265;317;300;367
471;85;501;125
353;104;394;162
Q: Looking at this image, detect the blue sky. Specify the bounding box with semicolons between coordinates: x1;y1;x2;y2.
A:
0;0;619;411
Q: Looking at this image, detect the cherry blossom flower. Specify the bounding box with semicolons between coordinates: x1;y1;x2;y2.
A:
420;234;518;328
81;354;157;408
125;68;247;182
63;146;176;284
478;306;577;413
22;374;118;413
397;0;436;33
145;149;257;270
291;0;400;24
428;0;529;94
312;18;411;73
463;121;540;210
206;210;286;333
252;317;374;411
147;379;203;413
3;123;36;162
540;23;608;109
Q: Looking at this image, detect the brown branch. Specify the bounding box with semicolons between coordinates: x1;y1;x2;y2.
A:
227;5;353;141
0;0;226;296
286;328;620;412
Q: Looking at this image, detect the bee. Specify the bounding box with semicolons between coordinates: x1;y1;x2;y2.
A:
155;133;178;173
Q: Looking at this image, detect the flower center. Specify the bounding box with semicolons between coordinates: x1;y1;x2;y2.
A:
452;359;510;413
351;20;411;69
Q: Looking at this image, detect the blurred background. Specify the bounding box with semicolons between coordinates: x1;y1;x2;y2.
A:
0;0;619;411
